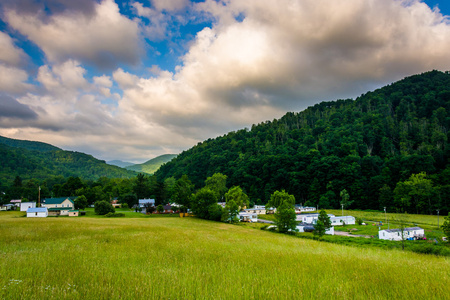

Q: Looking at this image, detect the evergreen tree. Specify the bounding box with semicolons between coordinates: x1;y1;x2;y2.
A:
314;209;332;237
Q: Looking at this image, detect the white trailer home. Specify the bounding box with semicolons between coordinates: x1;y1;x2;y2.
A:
20;202;36;212
238;212;258;222
330;216;356;226
296;223;334;235
378;227;425;241
27;207;48;218
297;213;335;224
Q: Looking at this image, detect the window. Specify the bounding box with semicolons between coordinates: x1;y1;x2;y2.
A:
35;212;37;216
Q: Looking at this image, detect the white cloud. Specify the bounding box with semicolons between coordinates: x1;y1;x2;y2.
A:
2;0;450;162
0;64;33;94
115;0;450;142
0;31;27;67
152;0;188;12
4;0;142;69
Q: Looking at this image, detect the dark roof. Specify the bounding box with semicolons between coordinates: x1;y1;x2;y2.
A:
43;197;75;205
48;207;73;211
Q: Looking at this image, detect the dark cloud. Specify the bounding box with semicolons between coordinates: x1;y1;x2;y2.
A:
1;0;97;17
0;94;38;120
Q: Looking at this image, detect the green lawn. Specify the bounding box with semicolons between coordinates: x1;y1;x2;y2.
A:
1;211;449;299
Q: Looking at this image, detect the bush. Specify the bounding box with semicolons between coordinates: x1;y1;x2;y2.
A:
105;212;125;218
121;203;129;209
95;200;115;215
356;217;363;225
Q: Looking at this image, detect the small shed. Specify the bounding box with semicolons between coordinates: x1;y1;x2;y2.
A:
27;207;48;218
68;210;79;217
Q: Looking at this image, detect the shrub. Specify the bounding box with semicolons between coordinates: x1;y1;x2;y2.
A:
356;217;363;225
95;200;115;215
105;212;125;218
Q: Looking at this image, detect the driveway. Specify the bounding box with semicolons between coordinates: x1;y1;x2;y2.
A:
334;230;372;238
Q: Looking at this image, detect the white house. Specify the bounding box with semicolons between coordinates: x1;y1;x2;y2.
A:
20;202;36;212
238;212;258;222
330;216;356;226
296;223;335;235
139;199;155;208
10;199;21;207
41;197;74;216
297;213;335;224
294;205;316;214
378;227;425;241
27;207;48;218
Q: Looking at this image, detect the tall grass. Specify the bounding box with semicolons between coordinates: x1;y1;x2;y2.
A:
0;212;449;299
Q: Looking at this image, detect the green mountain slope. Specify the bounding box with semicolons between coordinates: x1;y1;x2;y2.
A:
156;70;450;213
126;154;177;174
0;137;136;183
0;135;60;152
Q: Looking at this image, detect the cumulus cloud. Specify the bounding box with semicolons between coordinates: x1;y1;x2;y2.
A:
0;94;37;120
2;0;450;162
0;31;28;67
0;64;33;94
1;0;96;16
4;0;141;69
116;0;450;142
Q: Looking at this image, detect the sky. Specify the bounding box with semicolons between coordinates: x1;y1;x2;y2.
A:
0;0;450;163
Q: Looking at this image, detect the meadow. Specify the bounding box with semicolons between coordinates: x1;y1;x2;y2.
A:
1;211;449;299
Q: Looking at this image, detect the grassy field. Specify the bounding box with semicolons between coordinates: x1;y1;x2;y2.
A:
1;211;449;299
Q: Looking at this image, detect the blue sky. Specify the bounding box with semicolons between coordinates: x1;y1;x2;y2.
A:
1;0;450;162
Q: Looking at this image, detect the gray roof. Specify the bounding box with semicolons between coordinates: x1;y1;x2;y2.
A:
139;199;155;204
383;227;423;233
27;207;47;213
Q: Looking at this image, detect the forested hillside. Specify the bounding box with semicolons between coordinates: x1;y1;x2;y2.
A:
0;135;60;152
156;70;450;214
0;138;136;186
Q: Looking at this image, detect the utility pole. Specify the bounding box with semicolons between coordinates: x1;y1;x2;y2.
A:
38;186;41;207
341;203;344;216
437;209;440;228
384;207;387;224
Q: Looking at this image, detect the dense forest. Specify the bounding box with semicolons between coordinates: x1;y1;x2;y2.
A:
0;137;137;189
156;71;450;214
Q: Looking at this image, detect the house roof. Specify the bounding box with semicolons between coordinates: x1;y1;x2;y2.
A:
382;227;423;233
10;199;21;203
43;197;75;205
69;210;79;212
139;199;155;204
27;207;47;213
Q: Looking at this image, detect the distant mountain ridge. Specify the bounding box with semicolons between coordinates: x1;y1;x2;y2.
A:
0;136;136;183
126;154;177;174
107;160;134;168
